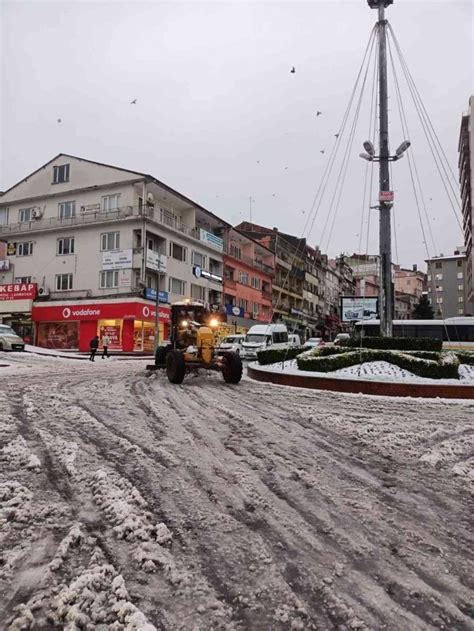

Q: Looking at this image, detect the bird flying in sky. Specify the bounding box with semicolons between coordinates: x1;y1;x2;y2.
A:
290;67;295;74
130;99;137;105
316;111;322;116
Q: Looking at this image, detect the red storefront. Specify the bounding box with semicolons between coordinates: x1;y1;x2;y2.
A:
31;299;170;353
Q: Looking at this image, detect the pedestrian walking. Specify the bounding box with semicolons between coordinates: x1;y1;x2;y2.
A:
101;334;110;359
89;335;99;362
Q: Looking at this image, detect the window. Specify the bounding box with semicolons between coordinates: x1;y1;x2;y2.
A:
169;277;186;295
101;232;120;251
435;273;443;281
17;241;33;256
251;277;261;289
237;298;248;311
239;271;248;285
102;194;120;212
147;238;158;252
100;270;119;288
458;308;464;315
230;244;241;259
457;260;463;267
191;283;206;301
15;276;32;283
56;273;73;291
436;285;443;292
19;208;33;222
435;261;442;269
457;272;463;280
251;302;259;316
458;296;464;303
59;201;75;220
458;284;464;291
57;237;75;255
406;279;411;285
192;251;206;267
427;274;431;282
53;164;70;184
170;242;186;262
436;296;443;304
0;208;8;225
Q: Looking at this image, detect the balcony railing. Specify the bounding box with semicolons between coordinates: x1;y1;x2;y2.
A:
0;206;136;235
225;248;275;275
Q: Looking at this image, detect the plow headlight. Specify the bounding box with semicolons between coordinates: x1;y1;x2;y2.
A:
209;318;219;328
180;320;188;328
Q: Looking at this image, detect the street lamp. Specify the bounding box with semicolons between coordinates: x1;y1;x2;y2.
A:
358;139;411;162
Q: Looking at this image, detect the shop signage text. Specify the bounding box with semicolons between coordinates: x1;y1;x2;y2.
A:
199;229;224;252
32;301;170;322
102;249;133;270
193;266;223;284
0;283;37;301
145;250;167;272
144;288;169;303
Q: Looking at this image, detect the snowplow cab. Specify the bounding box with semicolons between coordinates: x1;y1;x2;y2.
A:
153;300;242;385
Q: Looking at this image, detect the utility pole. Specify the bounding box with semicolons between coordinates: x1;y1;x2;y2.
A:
376;0;392;337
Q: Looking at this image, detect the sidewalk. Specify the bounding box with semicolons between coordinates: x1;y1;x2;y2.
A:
24;345;153;361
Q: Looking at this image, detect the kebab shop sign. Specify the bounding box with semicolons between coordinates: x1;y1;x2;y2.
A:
0;283;37;301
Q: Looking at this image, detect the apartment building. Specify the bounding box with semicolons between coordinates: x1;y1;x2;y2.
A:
426;248;468;318
223;228;274;330
459;96;473;314
236;223;307;334
394;265;426;300
0;154;227;351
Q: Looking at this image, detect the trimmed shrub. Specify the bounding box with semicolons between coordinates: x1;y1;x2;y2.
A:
345;336;442;352
453;350;474;366
257;345;310;366
296;349;460;380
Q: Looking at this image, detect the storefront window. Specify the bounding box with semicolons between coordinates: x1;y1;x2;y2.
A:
98;320;122;350
37;321;79;349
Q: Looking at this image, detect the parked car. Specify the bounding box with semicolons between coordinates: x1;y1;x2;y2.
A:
217;334;245;356
241;324;289;359
305;337;324;348
334;333;351;346
288;333;301;347
0;325;25;351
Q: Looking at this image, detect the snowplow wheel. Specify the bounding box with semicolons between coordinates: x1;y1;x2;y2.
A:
155;345;169;367
222;351;243;384
166;350;186;384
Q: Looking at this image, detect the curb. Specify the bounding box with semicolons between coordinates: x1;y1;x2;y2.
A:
247;364;474;399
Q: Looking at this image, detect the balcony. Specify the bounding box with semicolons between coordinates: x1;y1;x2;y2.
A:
0;206;136;236
262;290;273;302
225;278;237;290
225;248;275;275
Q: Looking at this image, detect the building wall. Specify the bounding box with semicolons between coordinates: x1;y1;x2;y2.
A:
426;252;467;318
458;96;474;314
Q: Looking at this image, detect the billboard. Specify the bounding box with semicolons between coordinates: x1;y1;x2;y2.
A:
102;249;133;270
341;297;378;322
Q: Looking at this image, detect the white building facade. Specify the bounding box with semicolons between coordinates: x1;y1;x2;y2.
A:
0;154;226;351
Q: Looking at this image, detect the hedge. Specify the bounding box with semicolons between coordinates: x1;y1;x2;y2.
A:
256;345;310;366
345;336;442;352
453;350;474;366
296;349;460;380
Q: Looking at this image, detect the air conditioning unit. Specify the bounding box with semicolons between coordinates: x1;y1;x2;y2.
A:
38;286;50;297
31;207;43;219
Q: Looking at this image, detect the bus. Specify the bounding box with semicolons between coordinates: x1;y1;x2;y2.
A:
354;317;474;348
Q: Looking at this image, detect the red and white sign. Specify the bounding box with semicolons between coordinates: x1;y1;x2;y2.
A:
0;283;37;301
379;190;394;202
99;325;122;350
32;301;170;323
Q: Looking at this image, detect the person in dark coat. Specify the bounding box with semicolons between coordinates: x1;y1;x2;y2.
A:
89;336;99;362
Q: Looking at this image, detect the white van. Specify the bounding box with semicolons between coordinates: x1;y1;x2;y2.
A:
217;334;245;355
241;324;289;359
288;333;301;347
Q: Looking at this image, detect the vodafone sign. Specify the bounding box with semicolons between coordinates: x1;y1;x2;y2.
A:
0;283;37;301
32;301;170;323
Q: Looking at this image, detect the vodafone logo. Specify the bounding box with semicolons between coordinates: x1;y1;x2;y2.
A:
142;306;150;318
63;307;72;319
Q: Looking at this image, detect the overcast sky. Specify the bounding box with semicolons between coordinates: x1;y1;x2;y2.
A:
1;0;472;268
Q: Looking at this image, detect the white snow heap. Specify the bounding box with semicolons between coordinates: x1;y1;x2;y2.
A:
1;435;41;470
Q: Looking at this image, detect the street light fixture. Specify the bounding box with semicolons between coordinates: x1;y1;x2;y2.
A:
363;140;375;155
395;140;411;156
359;152;374;161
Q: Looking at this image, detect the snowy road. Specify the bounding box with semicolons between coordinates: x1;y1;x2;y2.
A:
1;353;473;630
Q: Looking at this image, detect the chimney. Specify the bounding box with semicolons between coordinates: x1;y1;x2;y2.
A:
272;227;278;232
412;264;417;272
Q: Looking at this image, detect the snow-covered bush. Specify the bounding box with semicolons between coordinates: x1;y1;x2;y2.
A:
296;349;460;379
344;336;442;351
257;345;310;365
